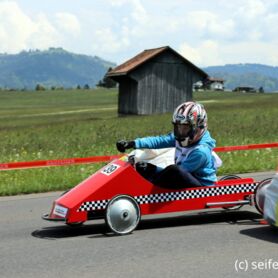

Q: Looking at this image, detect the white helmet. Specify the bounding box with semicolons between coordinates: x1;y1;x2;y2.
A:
172;101;207;146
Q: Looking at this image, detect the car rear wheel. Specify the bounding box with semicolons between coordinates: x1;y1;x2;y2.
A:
105;195;141;235
254;178;272;215
219;175;241;181
219;175;243;211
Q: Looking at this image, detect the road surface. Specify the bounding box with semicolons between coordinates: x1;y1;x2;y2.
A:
0;171;277;278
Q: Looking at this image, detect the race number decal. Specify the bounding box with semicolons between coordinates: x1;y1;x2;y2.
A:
101;164;120;176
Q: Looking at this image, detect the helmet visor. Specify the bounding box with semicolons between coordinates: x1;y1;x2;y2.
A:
173;123;191;141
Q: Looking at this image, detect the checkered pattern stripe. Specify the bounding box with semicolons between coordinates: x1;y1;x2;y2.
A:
135;183;257;205
77;183;257;212
78;200;108;212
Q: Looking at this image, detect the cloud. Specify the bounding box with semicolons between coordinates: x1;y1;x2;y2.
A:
222;41;278;65
264;12;278;39
221;0;278;42
89;0;278;66
179;38;278;67
236;0;267;20
0;1;35;52
0;0;277;67
0;1;81;53
27;13;59;49
175;0;278;66
179;42;202;65
92;27;130;54
130;0;148;24
55;13;81;36
110;0;129;6
88;0;150;57
109;0;148;23
185;10;235;40
179;40;222;67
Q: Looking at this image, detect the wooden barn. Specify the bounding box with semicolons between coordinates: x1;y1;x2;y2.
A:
107;46;208;115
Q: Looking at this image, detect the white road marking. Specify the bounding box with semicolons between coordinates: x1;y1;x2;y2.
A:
0;106;117;119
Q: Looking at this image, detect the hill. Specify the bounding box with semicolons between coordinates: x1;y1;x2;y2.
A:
0;48;115;90
1;49;278;92
203;63;278;92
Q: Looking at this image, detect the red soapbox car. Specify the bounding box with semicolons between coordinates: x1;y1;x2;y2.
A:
42;148;271;235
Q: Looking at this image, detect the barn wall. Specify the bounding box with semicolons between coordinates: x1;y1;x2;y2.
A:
118;76;138;114
129;51;205;114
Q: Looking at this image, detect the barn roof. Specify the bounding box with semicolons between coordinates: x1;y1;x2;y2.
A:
107;46;208;78
207;77;225;82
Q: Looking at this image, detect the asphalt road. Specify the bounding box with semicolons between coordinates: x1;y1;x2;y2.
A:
1;171;277;278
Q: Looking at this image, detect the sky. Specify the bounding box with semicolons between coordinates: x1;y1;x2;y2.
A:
0;0;278;67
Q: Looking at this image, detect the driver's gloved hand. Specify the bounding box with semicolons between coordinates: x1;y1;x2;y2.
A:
135;162;157;179
116;140;135;153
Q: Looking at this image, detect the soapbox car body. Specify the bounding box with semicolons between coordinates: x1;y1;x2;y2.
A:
42;149;270;235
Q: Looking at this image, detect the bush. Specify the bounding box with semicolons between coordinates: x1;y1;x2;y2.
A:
35;84;46;91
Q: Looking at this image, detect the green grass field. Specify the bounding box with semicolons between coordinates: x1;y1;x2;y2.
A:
0;89;277;196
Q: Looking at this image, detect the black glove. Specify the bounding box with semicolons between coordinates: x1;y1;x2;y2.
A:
116;140;135;153
135;162;157;179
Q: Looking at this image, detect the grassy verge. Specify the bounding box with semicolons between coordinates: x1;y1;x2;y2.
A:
0;89;277;195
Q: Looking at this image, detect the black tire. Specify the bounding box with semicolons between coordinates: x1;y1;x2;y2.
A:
220;175;243;210
254;178;272;215
219;175;242;181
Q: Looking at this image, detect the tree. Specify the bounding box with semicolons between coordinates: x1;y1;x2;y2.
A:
83;84;90;90
35;84;45;91
98;67;117;88
96;80;104;87
259;86;264;93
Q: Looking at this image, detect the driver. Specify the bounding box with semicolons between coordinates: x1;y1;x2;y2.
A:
116;101;221;188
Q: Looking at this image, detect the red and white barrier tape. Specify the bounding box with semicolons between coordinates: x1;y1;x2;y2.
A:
0;142;277;171
214;142;278;152
0;155;121;171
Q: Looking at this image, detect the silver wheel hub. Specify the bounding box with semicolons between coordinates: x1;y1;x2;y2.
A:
106;195;140;235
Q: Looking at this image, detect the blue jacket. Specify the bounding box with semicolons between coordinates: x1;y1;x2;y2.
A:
134;130;217;186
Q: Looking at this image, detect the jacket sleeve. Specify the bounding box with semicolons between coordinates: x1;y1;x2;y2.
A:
134;133;175;149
